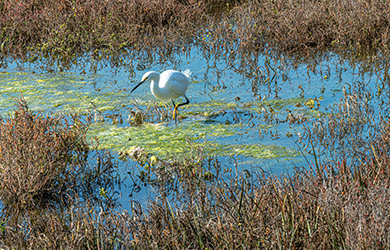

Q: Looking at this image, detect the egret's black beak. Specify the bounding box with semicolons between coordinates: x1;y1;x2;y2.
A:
130;79;146;93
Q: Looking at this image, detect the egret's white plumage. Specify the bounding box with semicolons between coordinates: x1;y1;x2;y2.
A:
131;69;191;122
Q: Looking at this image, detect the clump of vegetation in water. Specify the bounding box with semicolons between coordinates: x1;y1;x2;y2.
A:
88;119;299;160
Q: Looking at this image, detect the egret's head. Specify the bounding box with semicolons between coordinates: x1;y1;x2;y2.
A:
131;71;160;93
141;71;160;82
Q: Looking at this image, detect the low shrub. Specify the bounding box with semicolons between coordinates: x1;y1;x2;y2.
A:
0;98;118;220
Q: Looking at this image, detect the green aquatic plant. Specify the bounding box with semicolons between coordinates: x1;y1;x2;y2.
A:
0;71;130;115
88;121;235;155
0;72;315;164
88;120;298;160
224;143;299;159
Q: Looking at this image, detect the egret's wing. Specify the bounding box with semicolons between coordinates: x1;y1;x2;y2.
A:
167;80;188;97
163;71;190;97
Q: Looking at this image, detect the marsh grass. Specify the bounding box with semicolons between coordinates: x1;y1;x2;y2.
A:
0;0;389;71
301;79;386;166
0;0;234;69
0;99;85;216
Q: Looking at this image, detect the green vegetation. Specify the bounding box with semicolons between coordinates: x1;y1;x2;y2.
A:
0;71;312;162
89;120;298;159
0;71;130;114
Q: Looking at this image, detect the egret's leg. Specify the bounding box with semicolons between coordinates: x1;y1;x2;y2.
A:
172;96;190;121
172;100;178;120
177;96;190;108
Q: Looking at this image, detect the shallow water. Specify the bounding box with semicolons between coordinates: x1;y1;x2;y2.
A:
0;49;386;208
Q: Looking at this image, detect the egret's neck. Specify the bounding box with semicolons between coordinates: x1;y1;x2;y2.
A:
150;77;160;91
150;76;166;100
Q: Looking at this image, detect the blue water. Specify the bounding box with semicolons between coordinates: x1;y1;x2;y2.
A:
0;49;386;210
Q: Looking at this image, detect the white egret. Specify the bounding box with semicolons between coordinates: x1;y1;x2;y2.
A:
131;69;191;122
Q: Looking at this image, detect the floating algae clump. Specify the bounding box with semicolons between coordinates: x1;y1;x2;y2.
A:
224;144;299;159
88;120;236;155
0;72;130;115
87;120;298;160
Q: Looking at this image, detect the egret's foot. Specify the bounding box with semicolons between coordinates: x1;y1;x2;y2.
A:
172;105;179;122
